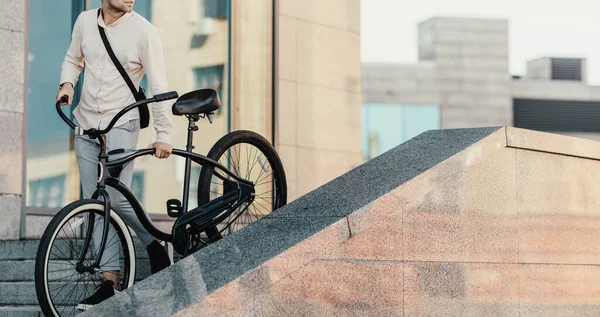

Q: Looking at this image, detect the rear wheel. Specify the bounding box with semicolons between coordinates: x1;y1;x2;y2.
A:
35;199;136;317
198;130;287;241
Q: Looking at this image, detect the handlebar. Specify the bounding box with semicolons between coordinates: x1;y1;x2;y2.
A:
56;91;178;137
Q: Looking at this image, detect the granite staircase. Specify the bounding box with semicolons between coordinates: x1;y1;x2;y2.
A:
0;239;160;316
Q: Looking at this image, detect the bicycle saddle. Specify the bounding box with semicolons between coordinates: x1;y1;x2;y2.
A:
172;89;220;116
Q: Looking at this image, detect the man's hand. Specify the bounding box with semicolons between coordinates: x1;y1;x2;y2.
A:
151;142;172;159
56;83;74;106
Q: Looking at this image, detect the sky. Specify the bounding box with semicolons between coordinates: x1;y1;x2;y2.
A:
361;0;600;85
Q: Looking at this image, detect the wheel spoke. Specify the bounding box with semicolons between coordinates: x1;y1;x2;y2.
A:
255;172;274;186
251;154;269;183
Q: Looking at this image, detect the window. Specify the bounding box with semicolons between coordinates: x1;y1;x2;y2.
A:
362;104;441;160
194;65;224;114
28;175;67;208
26;0;85;209
204;0;228;19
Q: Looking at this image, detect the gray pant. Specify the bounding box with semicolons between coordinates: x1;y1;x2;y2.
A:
74;118;154;271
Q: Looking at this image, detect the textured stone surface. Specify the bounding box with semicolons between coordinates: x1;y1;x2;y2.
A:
82;254;208;317
277;80;297;146
0;306;41;317
276;0;362;204
0;195;20;240
0;112;23;195
334;195;404;261
404;262;520;317
0;0;25;32
517;150;600;264
0;282;38;305
277;16;297;82
0;79;25;113
295;20;360;93
82;127;500;316
507;126;600;160
0;259;152;282
519;264;600;316
0;240;39;260
0;29;25;92
401;137;519;263
279;0;360;33
23;215;50;240
295;146;363;197
296;83;361;152
253;260;403;316
175;219;350;316
286;127;503;218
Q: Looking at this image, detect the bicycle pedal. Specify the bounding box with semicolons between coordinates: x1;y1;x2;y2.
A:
166;199;182;218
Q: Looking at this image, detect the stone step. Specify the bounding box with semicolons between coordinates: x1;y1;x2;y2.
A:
0;238;185;261
0;282;41;306
0;280;147;306
0;239;155;261
0;306;42;317
0;241;40;261
0;259;154;282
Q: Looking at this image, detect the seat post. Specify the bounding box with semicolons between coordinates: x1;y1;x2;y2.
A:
186;115;199;151
181;115;199;214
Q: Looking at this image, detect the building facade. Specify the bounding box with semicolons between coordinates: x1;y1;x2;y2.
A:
0;0;362;240
362;16;599;159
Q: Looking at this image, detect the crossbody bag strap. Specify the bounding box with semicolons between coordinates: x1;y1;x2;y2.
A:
97;9;141;101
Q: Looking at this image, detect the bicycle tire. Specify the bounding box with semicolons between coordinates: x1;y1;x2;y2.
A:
198;130;287;240
35;199;136;317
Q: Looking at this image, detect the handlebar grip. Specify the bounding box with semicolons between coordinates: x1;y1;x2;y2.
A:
56;95;75;129
154;91;179;102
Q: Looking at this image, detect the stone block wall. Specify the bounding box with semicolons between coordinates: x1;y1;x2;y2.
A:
0;0;26;240
275;0;363;201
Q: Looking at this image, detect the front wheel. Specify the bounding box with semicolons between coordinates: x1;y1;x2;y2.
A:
198;130;287;241
35;199;136;317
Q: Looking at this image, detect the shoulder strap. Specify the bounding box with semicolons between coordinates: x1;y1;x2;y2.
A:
97;9;140;101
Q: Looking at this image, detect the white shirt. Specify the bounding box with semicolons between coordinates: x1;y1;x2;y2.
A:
60;9;172;144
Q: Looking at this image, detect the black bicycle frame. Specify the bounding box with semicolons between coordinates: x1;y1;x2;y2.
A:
77;143;252;269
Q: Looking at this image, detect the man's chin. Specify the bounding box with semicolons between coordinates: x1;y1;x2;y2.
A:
119;5;134;13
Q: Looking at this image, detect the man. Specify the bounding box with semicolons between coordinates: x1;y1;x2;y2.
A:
56;0;172;310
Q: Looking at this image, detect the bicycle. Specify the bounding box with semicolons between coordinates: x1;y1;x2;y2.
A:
34;88;287;317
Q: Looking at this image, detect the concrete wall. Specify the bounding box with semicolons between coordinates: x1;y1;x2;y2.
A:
512;79;600;101
362;62;439;106
418;17;512;129
0;0;26;240
525;57;552;81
